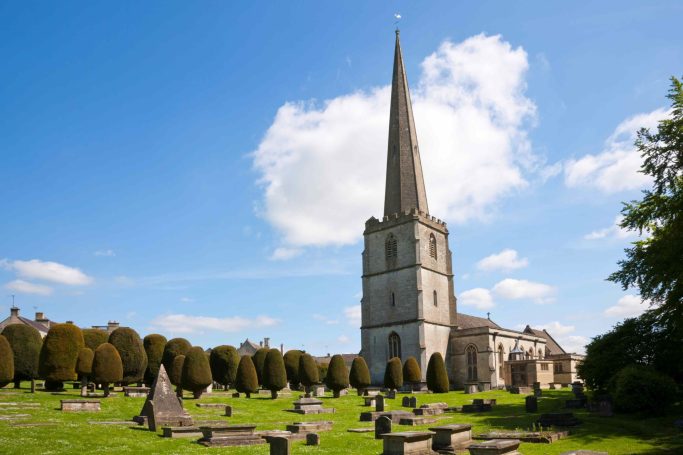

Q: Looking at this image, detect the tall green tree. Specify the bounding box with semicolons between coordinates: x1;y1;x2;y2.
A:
426;352;449;393
235;355;258;398
161;338;191;385
283;350;303;388
0;335;14;388
82;328;109;351
143;334;167;386
298;353;319;395
384;357;403;390
609;76;683;327
92;343;123;397
402;357;421;387
109;327;147;385
209;345;240;390
39;323;85;390
181;347;213;399
325;354;349;398
262;349;287;398
1;324;41;391
349;356;371;395
252;348;269;386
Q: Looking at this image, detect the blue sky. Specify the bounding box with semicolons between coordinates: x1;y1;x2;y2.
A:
1;1;681;355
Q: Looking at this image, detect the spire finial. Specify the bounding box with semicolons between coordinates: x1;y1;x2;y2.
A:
393;13;401;32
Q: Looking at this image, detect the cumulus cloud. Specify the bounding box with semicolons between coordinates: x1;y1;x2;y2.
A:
253;34;538;248
493;278;556;304
584;215;636;241
559;335;589;354
604;295;648;318
4;279;53;296
525;321;586;354
564;109;669;193
151;314;278;334
459;288;494;310
344;305;362;327
533;321;575;336
1;258;93;286
476;249;528;272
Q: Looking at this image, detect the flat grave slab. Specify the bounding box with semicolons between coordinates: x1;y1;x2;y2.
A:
161;426;204;438
123;386;150;398
399;416;438;426
348;428;374;433
468;439;521;455
382;431;435;455
538;412;581;427
429;424;473;453
198;424;265;447
286;397;335;415
285;421;333;434
60;400;100;412
196;403;228;408
475;430;569;444
361;410;415;422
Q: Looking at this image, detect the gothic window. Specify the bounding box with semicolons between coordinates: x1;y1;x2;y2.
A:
433;290;438;306
385;234;397;261
388;332;401;359
466;345;478;382
498;345;504;379
528;348;534;359
538;349;543;359
429;234;437;259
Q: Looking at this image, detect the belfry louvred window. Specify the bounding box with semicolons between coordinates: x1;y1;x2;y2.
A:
385;234;397;260
429;234;437;259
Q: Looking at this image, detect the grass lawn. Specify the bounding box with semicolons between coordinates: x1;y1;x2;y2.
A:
0;384;681;454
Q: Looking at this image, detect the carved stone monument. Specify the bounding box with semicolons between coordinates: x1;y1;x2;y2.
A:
134;364;193;431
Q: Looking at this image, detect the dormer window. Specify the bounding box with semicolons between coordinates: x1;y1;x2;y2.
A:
429;234;437;259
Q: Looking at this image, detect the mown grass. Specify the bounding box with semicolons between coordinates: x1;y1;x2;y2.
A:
0;384;680;454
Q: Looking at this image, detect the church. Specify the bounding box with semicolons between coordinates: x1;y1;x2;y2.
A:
359;31;583;390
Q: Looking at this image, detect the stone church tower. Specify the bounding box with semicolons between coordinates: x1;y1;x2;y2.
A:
360;31;457;384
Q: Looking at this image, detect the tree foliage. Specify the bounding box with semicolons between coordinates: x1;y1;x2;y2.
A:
76;348;94;376
169;355;185;387
143;334;167;385
426;352;449;393
39;323;84;383
162;338;191;383
92;343;123;384
298;353;319;389
235;355;259;397
252;348;269;386
2;324;41;381
402;357;421;384
325;354;349;397
0;335;14;388
383;357;403;390
283;350;303;387
611;365;679;414
209;345;240;389
109;327;147;385
609;76;683;327
181;346;213;399
82;328;109;351
349;356;371;392
262;349;287;396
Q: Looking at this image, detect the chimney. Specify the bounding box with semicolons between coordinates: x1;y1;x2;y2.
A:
264;337;270;348
259;341;263;347
35;312;44;321
107;321;120;333
66;320;74;324
10;307;19;317
280;343;284;354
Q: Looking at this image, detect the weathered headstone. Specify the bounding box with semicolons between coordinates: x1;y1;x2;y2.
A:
265;435;290;455
232;392;240;398
402;396;410;407
225;405;232;417
409;396;417;408
386;390;396;399
429;424;472;452
306;433;320;446
376;395;385;412
525;396;538;413
382;431;435;455
375;415;392;439
135;364;193;431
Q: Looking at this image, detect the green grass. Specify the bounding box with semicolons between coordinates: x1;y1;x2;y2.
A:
0;384;681;454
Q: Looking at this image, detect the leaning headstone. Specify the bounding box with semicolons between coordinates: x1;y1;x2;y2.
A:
375;415;392;440
306;433;320;446
526;396;538;413
376;395;385;412
134;364;193;431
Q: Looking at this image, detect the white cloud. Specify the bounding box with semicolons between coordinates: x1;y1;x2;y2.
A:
1;259;93;286
584;215;635;241
564;109;669;193
476;249;528;272
344;305;362;327
559;335;588;355
253;34;538;248
459;288;494;310
337;335;350;344
94;249;116;257
313;314;339;325
604;294;648;318
493;278;556;304
534;321;575;336
151;314;278;334
525;321;586;354
180;297;194;303
270;247;303;261
4;279;53;296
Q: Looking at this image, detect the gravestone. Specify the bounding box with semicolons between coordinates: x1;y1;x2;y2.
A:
402;396;410;407
364;396;377;407
533;382;542;397
382;431;435;455
232;392;240;398
60;400;100;412
525;396;538;413
135;364;193;431
264;434;290;455
306;433;320;446
468;439;521;455
376;395;385;412
123;386;150;398
386;390;396;399
429;424;472;452
409;397;417;408
376;415;392;440
225;405;233;417
287;397;334;415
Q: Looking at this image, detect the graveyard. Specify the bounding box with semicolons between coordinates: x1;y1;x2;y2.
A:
0;382;681;454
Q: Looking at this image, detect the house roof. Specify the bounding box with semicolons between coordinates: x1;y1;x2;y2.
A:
523;326;566;355
457;313;501;330
239;339;261;351
18;316;50;333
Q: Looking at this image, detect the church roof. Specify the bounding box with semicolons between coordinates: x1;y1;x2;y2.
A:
457;313;501;330
523;326;566;355
383;30;429;216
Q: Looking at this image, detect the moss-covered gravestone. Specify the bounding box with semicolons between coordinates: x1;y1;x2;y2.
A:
135;364;192;431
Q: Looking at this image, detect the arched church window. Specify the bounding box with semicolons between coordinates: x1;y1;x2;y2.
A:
433;290;438;306
527;348;534;359
388;332;401;359
429;234;437;259
385;234;397;260
466;345;478;381
538;349;543;359
498;345;504;379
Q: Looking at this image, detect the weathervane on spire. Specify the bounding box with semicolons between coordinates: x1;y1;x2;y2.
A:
394;13;401;32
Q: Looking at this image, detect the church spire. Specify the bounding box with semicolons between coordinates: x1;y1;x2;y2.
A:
383;30;429;217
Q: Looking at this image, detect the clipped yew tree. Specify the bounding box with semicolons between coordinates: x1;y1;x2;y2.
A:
181;346;212;399
349;356;371;395
235;355;259;398
426;352;449;393
92;343;123;397
82;328;109;351
2;324;41;391
384;357;403;391
210;345;239;390
263;348;287;399
76;347;94;396
143;334;167;386
403;356;421;389
39;323;84;390
171;355;186;397
283;349;303;388
252;348;269;386
109;327;147;385
162;337;191;384
0;335;14;388
325;354;349;398
299;353;319;396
